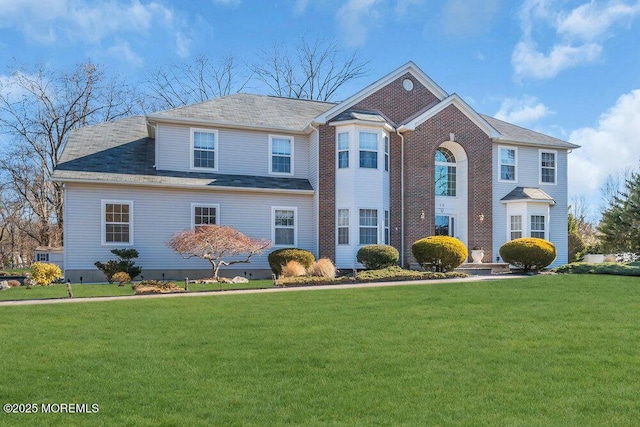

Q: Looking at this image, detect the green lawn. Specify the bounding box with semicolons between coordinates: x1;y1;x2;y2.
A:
1;274;639;426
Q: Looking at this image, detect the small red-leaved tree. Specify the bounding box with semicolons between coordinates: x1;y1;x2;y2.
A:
167;225;271;280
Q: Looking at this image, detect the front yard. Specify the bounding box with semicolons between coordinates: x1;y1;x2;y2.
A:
1;274;639;426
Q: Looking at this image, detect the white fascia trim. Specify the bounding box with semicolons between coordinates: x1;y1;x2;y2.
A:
491;137;579;150
53;177;314;195
399;94;500;138
500;199;556;206
313;61;449;125
329;119;395;132
147;117;308;135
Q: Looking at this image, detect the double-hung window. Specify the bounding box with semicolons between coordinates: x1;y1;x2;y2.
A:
192;129;217;170
500;147;517;181
103;201;133;244
359;209;378;245
510;215;522;240
530;215;546;239
270;136;293;174
337;132;349;169
273;207;296;246
540;150;556;184
192;204;219;229
384;135;389;172
359;132;378;169
384;210;390;245
337;209;349;245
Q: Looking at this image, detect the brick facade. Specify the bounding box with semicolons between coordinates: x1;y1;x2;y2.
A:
317;71;493;266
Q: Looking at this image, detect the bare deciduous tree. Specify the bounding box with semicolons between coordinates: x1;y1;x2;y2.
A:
251;37;369;101
142;55;250;111
167;225;271;280
0;62;140;247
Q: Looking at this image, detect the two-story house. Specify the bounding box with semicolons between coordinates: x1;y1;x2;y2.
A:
53;62;579;282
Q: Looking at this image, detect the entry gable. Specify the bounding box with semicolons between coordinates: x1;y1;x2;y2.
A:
313;61;448;126
398;93;500;138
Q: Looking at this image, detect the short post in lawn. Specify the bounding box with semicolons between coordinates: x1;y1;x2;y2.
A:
184;277;188;291
66;280;74;298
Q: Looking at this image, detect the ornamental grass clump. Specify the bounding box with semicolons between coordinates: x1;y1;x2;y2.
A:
411;236;467;272
356;245;399;270
499;237;556;272
309;258;337;278
281;260;307;277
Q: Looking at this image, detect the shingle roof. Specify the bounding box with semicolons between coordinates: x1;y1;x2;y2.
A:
482;115;579;149
52;116;313;191
500;187;556;204
148;93;335;132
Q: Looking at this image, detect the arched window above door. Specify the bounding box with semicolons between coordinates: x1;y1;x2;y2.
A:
435;147;456;196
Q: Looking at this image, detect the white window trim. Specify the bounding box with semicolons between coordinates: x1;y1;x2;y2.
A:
101;200;134;246
358;131;379;169
539;149;557;185
191;203;220;229
272;206;298;247
190;128;218;171
509;214;523;240
358;208;379;246
269;135;294;176
384;135;389;172
337;208;350;246
337;131;350;169
530;215;547;240
498;146;518;183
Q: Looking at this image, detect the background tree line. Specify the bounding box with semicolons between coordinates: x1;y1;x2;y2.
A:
0;37;368;268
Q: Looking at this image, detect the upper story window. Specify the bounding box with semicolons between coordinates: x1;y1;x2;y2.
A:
103;200;133;245
191;129;217;170
435;147;456;197
384;135;389;172
359;132;378;169
540;150;556;184
500;147;517;182
192;203;219;229
337;132;349;169
273;207;296;246
530;215;546;239
270;135;294;175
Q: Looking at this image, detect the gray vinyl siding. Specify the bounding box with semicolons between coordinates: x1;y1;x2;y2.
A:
155;124;309;179
492;145;569;267
308;129;320;254
64;183;315;277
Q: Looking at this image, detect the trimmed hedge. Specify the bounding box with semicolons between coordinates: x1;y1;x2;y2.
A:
356;245;399;270
268;248;315;276
411;236;468;272
499;238;556;272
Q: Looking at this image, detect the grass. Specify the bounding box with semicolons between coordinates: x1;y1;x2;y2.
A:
1;274;640;426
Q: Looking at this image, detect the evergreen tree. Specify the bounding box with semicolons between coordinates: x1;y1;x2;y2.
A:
598;172;640;253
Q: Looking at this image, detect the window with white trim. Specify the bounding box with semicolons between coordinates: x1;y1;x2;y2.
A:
530;215;545;239
359;209;378;245
435;147;456;196
384;210;390;245
192;204;219;229
359;132;378;169
191;129;217;170
273;208;296;246
270;136;293;174
510;215;522;240
500;147;517;181
337;132;349;169
384;135;389;172
540;150;556;184
337;209;349;245
36;253;49;262
103;201;132;244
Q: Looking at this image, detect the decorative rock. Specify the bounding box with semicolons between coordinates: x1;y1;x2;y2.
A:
0;280;9;291
231;276;249;283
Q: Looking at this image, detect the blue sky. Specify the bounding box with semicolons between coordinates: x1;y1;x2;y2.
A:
1;0;640;220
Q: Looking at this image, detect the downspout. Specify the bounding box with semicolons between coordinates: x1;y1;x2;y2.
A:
396;129;405;267
309;122;321;259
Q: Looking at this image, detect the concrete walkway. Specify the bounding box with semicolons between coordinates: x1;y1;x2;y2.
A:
0;274;524;307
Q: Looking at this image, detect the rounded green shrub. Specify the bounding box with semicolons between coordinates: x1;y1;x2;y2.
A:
499;237;556;272
411;236;468;272
356;245;399;270
268;248;315;276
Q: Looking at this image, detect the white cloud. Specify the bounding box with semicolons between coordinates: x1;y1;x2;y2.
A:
106;41;144;68
568;89;640;206
336;0;382;47
293;0;310;14
176;32;191;58
495;95;551;124
512;39;602;79
212;0;241;6
557;1;640;41
513;0;640;79
442;0;500;36
395;0;423;17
